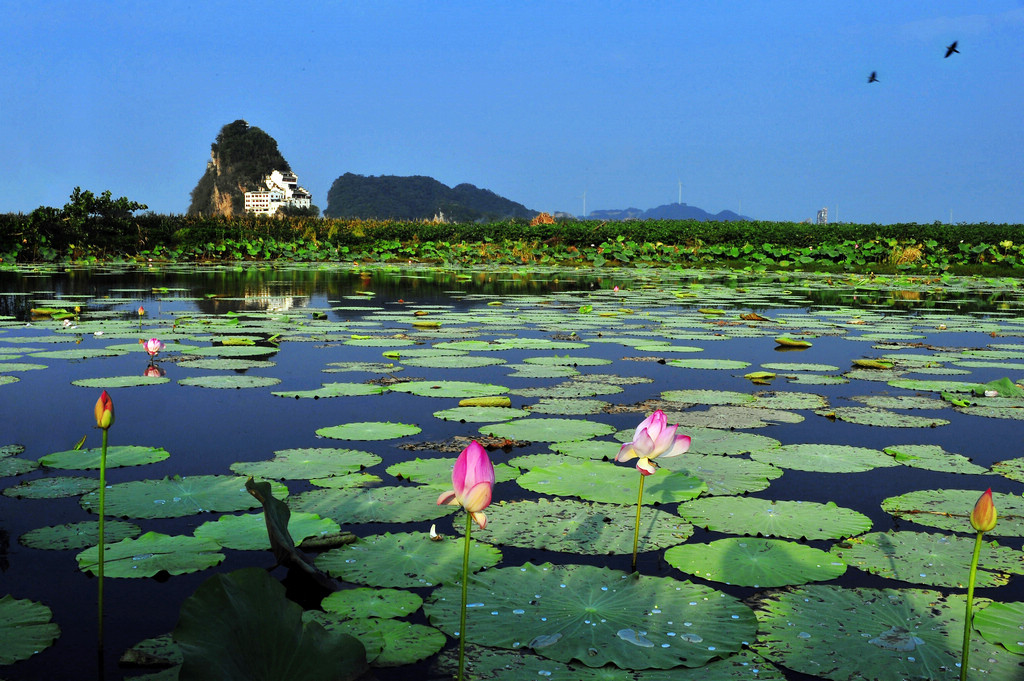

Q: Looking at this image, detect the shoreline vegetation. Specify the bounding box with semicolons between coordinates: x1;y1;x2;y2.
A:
2;190;1023;274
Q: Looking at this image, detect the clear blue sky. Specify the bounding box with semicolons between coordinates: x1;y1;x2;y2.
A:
5;2;1022;224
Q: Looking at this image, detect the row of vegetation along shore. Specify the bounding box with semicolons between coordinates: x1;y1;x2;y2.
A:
2;190;1023;273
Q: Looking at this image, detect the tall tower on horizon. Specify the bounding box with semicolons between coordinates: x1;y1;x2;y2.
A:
816;207;828;224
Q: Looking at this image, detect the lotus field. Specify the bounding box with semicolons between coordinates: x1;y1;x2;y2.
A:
2;263;1024;680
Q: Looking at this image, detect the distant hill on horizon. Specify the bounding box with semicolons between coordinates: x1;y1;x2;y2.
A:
324;173;537;222
587;202;750;222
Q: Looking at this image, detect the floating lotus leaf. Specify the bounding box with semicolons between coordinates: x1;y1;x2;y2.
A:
29;348;128;359
667;358;751;370
678;497;871;540
517;460;705;505
881;489;1024;538
315;421;422;441
290;485;458;524
671;405;803;429
831;531;1024;588
433;405;529;422
423;562;757;670
575;372;655;386
80;475;286;519
992;457;1024;482
77;531;224;578
633;343;704;353
751;391;828;410
19;519;141;550
400;355;505;368
522;355;611;367
0;443;25;457
661;389;756;406
117;633;182;668
665;537;846;587
316;532;501;588
385;458;520;488
0;452;35;476
178;358;276;370
71;375;172;388
760;362;839;372
455;498;692;554
973;602;1024;656
954;404;1024;420
174;567;367;681
851;394;948;410
345;337;418;347
3;475;98;498
178;374;281;389
306;614;444;667
0;362;47;371
271;382;384;398
481;418;616;443
511;382;623;399
185;345;278;357
387;380;508;398
549;439;618;459
323;361;401;373
527;398;610;415
783;373;848;385
659;453;783;496
309;472;383;489
40;445;171;469
883;444;990;474
321;587;423;620
505;363;580;378
0;595;60;664
194;511;340;551
753;585;1023;681
749;443;897;473
654;427;780;456
815;406;950;428
507;453;575;469
888;378;978;393
230;448;382;480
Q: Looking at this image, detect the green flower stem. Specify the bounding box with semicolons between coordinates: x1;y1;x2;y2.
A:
961;530;984;681
98;428;108;654
631;473;646;572
457;511;473;681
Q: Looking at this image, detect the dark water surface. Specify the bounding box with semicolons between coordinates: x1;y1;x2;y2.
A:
1;263;1022;680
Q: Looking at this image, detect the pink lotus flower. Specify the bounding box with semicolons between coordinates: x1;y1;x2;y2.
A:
143;338;165;357
94;390;114;430
137;305;145;316
437;441;495;529
970;488;997;533
615;409;690;475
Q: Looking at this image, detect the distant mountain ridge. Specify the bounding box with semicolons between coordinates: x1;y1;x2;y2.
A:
324;173;537;222
587;202;749;222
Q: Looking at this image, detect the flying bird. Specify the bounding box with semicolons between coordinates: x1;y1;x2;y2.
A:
945;40;959;58
868;71;879;83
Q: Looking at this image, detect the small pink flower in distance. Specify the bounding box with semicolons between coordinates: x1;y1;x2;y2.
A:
615;410;690;475
437;441;495;529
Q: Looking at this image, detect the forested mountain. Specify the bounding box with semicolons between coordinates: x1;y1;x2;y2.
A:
589;202;749;221
324;173;537;221
187;120;292;216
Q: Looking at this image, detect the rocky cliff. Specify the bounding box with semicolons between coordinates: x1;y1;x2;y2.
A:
187;120;291;216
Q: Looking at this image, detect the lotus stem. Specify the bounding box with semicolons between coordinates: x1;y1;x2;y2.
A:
631;473;646;572
457;510;473;681
960;530;984;681
98;428;108;658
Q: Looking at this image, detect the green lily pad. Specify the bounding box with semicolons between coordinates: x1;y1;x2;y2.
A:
666;537;846;587
290;485;459;524
194;511;340;551
185;345;278;357
178;375;281;389
3;475;98;498
80;475;286;519
401;354;506;368
306;614;444;667
527;398;611;415
661;389;756;406
753;585;1023;681
0;362;48;372
71;375;171;388
518;460;706;505
549;439;619;459
387;380;509;398
881;489;1024;538
423;562;757;669
40;445;171;469
480;418;616;442
0;444;26;457
851;394;948;410
321;587;423;620
230;448;382;480
177;358;277;370
667;358;751;370
385;458;520;488
271;382;384;399
522;355;611;367
888;378;978;393
669;427;781;456
309;472;383;489
761;362;839;372
316;532;501;588
659;453;784;496
0;455;37;477
992;456;1024;483
677;497;871;540
30;348;128;359
973;602;1024;655
831;531;1024;588
77;531;224;577
455;498;693;554
433;405;530;422
0;375;19;386
883;444;990;474
749;443;898;473
19;519;141;550
814;407;950;428
0;595;60;664
671;405;803;429
315;421;422;440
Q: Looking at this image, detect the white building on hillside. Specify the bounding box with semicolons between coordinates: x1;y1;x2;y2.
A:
244;170;312;215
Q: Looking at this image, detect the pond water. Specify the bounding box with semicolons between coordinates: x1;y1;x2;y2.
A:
1;263;1023;680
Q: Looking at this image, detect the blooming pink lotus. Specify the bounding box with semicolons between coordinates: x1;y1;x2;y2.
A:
616;409;691;475
143;338;165;357
437;440;495;529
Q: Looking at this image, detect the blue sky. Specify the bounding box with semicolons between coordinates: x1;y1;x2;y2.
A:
4;2;1022;224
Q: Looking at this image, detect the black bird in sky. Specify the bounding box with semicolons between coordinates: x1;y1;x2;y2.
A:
868;71;879;83
945;40;959;58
